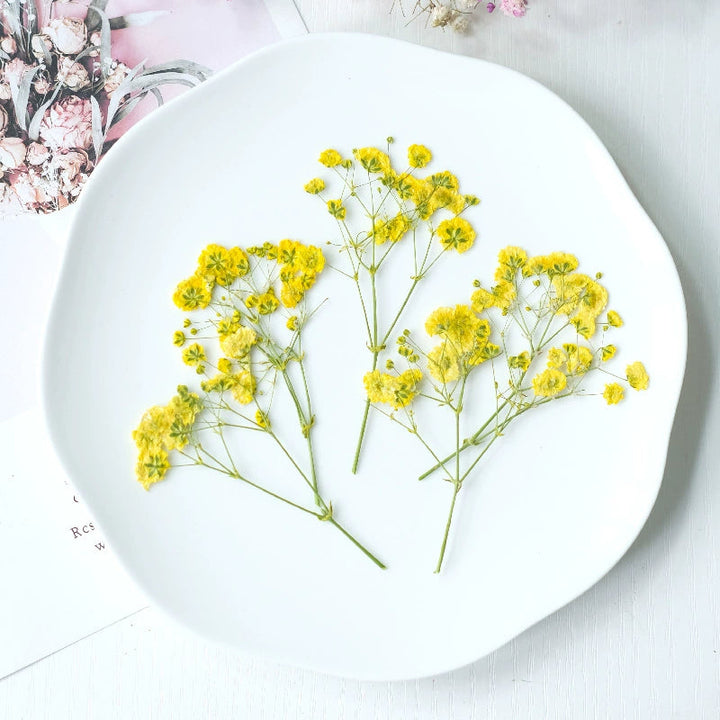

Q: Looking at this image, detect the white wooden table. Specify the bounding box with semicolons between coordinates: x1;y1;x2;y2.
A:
2;2;719;717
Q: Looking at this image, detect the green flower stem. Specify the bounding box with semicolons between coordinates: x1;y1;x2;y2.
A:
435;480;461;574
327;518;386;569
434;376;468;574
420;393;563;482
276;363;385;567
418;398;511;480
351;397;373;475
268;430;318;496
352;275;423;475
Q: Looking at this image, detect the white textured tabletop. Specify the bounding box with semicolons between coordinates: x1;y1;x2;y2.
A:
2;2;719;718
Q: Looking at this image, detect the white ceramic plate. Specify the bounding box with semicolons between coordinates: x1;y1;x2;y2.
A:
43;34;686;680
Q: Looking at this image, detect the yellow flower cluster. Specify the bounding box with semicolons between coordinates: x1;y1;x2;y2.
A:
133;386;202;489
246;239;326;310
277;239;325;308
245;287;280;315
436;217;475;254
304;178;325;194
471;246;529;316
626;361;649;390
373;213;413;245
531;368;567;397
173;244;250;311
424;304;500;383
545;343;594;375
312;144;479;250
363;368;423;410
219;326;257;358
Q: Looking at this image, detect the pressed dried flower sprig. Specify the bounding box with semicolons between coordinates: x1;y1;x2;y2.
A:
133;240;386;569
304;139;480;473
364;246;650;573
392;0;528;34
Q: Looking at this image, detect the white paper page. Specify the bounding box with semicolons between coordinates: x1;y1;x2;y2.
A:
0;0;306;680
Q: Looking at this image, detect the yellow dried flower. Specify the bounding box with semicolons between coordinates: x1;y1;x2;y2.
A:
220;326;257;358
304;178;325;194
133;387;202;489
565;345;593;374
256;287;280;315
508;351;531;371
626;361;649;390
428;343;461;383
182;343;205;367
296;245;325;275
173;331;186;347
217;316;240;338
428;171;459;191
135;451;170;491
197;244;234;285
286;316;298;331
436;217;476;254
425;304;481;353
467;342;500;366
471;287;495;313
228;247;250;278
603;383;624;405
231;370;256;404
407;144;432;168
364;370;393;404
374;213;412;245
571;312;596;340
607;310;623;327
601;345;617;362
255;409;271;429
353;147;391;174
318;149;343;167
391;369;423;409
532;368;567;397
498;246;528;270
173;274;212;311
544;252;579;276
492;281;516;313
546;347;567;369
327;199;346;220
217;358;232;374
201;373;237;393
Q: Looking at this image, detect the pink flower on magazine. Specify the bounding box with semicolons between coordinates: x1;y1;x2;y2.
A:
0;137;27;170
43;17;88;56
500;0;527;17
3;58;31;88
39;96;93;151
9;169;63;210
26;142;50;166
104;63;130;95
51;150;91;194
57;57;91;91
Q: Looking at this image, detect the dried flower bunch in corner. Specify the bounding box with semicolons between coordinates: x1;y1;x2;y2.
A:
133;240;386;569
0;0;209;214
392;0;528;33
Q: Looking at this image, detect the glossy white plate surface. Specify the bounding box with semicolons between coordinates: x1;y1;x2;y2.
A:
43;34;686;680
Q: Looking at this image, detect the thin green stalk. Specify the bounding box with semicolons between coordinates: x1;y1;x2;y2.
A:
379;276;421;347
351;361;376;473
327;518;386;569
418;398;511;480
435;481;461;574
